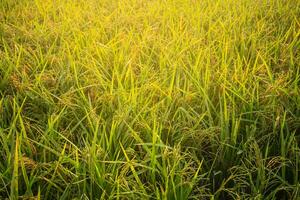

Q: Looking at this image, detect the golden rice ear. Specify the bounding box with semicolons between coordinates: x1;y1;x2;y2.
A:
9;73;22;91
20;155;38;170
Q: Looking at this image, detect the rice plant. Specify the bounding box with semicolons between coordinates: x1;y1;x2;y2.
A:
0;0;299;199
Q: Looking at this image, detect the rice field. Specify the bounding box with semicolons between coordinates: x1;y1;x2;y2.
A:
0;0;300;199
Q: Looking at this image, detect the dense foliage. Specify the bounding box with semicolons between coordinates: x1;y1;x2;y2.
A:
0;0;299;199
